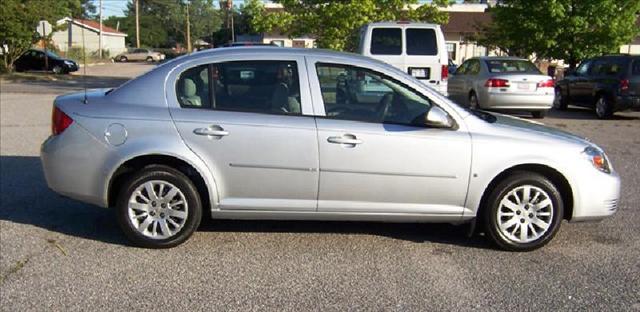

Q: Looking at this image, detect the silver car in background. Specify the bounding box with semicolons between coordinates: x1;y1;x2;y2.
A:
448;57;555;118
41;48;619;251
115;48;166;62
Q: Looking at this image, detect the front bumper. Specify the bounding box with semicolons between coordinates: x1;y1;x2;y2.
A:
570;168;621;222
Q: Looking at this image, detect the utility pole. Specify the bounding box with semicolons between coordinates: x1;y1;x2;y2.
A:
42;21;48;70
186;1;192;52
98;0;103;58
229;1;234;43
135;0;140;48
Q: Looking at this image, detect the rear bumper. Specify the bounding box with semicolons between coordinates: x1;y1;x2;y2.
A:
480;91;554;110
41;124;110;207
615;95;640;112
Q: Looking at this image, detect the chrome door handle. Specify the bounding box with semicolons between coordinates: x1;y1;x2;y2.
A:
193;126;229;137
327;135;362;145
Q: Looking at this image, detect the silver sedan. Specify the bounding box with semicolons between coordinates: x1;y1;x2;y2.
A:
448;57;555;118
41;47;619;251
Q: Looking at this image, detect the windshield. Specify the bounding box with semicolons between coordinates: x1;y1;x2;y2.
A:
46;50;61;58
485;59;541;74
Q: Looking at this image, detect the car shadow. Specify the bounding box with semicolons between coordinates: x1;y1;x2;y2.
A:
548;106;640;120
0;155;491;249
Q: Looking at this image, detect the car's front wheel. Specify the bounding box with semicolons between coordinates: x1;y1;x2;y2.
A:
146;56;154;62
531;110;546;119
483;172;563;251
119;56;128;62
116;165;202;248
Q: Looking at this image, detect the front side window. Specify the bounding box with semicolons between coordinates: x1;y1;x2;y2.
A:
316;63;433;126
467;60;481;75
176;61;301;115
371;28;402;55
576;60;591;75
406;28;437;56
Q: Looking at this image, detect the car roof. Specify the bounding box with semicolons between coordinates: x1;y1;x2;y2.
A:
185;46;389;66
474;56;529;61
363;21;440;28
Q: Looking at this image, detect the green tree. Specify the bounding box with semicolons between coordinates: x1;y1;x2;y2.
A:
480;0;640;68
0;0;76;72
111;0;222;49
244;0;450;51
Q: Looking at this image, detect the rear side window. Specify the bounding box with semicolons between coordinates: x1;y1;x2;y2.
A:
592;58;630;77
633;60;640;76
371;28;402;55
176;61;302;115
406;28;437;55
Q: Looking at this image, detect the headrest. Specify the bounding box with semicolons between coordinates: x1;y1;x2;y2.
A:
182;78;196;97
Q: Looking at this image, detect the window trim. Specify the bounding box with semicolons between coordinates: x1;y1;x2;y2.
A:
314;62;457;130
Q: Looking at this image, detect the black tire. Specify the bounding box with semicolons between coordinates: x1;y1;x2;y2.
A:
554;87;568;110
119;56;128;62
52;65;63;75
595;94;614;119
116;165;202;248
531;111;546;119
469;91;479;109
146;56;154;62
483;171;564;251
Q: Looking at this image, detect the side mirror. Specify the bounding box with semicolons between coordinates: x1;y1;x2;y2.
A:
425;106;455;129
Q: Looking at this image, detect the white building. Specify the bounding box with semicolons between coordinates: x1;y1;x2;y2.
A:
49;18;127;56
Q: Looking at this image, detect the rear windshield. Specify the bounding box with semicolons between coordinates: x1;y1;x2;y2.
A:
406;28;437;56
485;60;541;74
370;28;402;55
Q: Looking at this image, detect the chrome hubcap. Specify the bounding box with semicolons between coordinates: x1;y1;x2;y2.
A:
596;98;606;117
127;180;188;240
497;185;553;243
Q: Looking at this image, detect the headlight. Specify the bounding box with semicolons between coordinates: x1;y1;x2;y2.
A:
583;146;611;174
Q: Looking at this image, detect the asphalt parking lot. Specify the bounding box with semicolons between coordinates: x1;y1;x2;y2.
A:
1;63;639;311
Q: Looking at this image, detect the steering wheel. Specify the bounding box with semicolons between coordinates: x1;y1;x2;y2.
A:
327;106;350;117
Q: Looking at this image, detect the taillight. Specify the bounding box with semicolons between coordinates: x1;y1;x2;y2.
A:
52;106;73;135
620;79;629;91
441;64;448;80
485;78;510;88
537;79;555;88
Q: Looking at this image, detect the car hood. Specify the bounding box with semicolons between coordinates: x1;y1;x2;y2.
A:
488;113;591;147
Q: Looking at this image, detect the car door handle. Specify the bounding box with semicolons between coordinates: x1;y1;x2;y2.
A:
327;135;362;145
193;126;229;137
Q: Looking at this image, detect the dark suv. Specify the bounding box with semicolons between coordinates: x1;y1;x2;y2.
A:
555;55;640;119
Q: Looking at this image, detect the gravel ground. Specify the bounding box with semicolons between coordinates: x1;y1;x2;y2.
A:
1;63;639;311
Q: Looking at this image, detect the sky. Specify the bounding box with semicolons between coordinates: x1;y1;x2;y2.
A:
95;0;465;18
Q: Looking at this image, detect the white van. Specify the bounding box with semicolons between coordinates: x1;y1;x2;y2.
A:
358;22;449;94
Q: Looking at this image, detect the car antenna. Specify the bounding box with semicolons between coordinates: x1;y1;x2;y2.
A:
81;18;88;104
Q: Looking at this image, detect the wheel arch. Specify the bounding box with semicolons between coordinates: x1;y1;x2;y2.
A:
107;154;214;212
476;163;574;222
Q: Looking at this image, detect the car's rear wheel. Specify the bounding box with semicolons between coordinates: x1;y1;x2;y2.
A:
116;165;202;248
554;87;568;110
595;95;613;119
119;56;128;62
469;91;479;109
483;171;563;251
531;111;546;119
